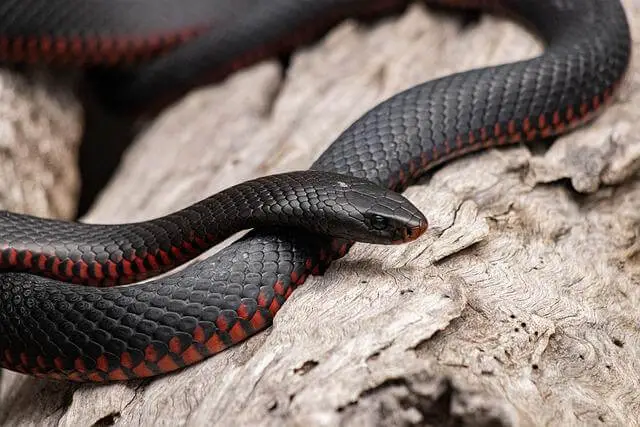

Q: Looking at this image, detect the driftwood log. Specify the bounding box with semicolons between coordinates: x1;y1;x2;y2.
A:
1;1;640;425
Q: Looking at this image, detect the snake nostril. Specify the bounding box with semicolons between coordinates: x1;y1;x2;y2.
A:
404;218;428;241
404;227;416;241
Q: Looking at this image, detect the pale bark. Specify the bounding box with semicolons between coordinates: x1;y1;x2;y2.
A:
0;69;81;219
1;1;640;426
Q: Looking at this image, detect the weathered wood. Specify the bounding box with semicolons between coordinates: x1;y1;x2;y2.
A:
2;1;640;425
0;69;81;219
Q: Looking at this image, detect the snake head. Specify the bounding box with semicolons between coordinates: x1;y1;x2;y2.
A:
246;171;427;245
339;181;428;244
311;173;428;245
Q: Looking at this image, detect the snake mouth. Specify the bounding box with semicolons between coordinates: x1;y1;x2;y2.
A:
394;218;428;244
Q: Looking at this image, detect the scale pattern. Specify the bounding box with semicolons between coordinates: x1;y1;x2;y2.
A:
0;171;426;286
0;0;632;381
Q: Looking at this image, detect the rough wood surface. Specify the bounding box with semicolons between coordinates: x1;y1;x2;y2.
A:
0;69;81;219
1;1;640;426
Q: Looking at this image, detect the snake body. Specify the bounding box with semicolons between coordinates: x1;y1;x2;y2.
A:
0;171;426;286
0;0;632;382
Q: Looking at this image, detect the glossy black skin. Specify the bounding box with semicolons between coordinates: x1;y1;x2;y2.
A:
0;0;632;381
0;171;427;285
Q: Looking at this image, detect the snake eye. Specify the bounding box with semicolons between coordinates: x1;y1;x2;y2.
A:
371;215;389;230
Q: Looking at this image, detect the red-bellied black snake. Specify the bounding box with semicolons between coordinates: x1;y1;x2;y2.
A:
0;0;632;382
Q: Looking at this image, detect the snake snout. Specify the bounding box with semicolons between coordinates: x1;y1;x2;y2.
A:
409;217;428;241
395;216;428;244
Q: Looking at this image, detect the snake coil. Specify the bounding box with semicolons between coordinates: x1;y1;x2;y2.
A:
0;0;632;382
